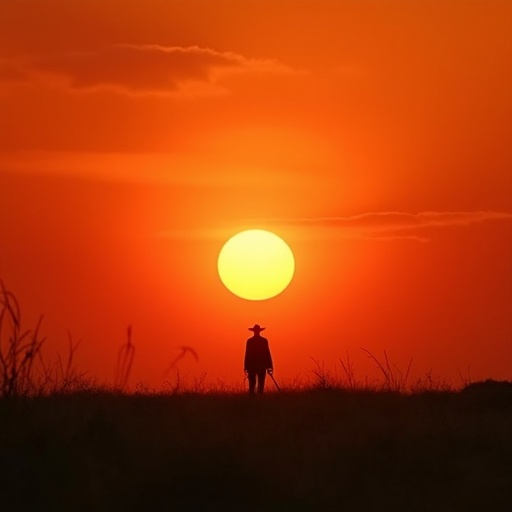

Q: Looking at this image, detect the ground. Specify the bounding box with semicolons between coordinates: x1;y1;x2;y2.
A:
1;387;511;511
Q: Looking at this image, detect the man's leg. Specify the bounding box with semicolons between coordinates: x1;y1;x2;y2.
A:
257;371;266;393
248;372;256;394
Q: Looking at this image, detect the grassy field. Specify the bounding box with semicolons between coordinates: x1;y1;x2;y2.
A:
1;386;511;512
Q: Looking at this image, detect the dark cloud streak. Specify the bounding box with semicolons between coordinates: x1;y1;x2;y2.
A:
2;44;293;94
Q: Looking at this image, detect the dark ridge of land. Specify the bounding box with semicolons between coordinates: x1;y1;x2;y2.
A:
1;388;511;512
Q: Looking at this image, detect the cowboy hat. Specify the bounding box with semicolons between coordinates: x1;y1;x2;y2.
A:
248;324;265;332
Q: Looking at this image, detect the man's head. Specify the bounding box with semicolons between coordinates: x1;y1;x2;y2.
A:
248;324;265;334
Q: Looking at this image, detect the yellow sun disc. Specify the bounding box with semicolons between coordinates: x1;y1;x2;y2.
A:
218;229;295;300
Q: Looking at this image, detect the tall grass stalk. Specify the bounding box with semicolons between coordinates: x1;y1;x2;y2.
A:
115;325;135;390
0;281;46;397
361;347;413;392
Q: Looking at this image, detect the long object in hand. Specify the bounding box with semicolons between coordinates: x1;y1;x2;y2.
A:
269;373;282;392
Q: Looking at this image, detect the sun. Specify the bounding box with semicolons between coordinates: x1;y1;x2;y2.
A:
218;229;295;300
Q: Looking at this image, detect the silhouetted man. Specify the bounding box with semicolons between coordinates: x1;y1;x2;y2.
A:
244;324;273;394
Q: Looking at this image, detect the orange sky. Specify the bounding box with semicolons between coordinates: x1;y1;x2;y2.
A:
1;0;511;389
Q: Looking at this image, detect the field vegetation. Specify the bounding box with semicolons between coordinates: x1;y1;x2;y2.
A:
2;384;512;511
1;282;511;511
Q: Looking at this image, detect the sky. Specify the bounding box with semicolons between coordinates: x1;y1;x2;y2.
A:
1;0;511;389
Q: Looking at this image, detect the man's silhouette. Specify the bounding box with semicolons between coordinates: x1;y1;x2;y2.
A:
244;324;273;394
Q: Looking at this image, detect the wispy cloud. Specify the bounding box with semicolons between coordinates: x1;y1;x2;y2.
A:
252;211;512;242
154;211;512;243
4;45;294;95
262;211;512;230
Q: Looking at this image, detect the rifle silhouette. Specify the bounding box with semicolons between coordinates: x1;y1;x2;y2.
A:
268;369;281;392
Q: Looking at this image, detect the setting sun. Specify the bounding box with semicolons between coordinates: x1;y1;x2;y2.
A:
217;229;295;300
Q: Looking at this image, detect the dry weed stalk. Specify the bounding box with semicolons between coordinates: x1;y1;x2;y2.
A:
0;281;46;397
0;281;89;396
38;332;87;394
115;325;135;390
361;347;413;392
339;351;357;389
310;357;335;389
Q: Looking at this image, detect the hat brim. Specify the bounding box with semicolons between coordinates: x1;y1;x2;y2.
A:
248;326;265;332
